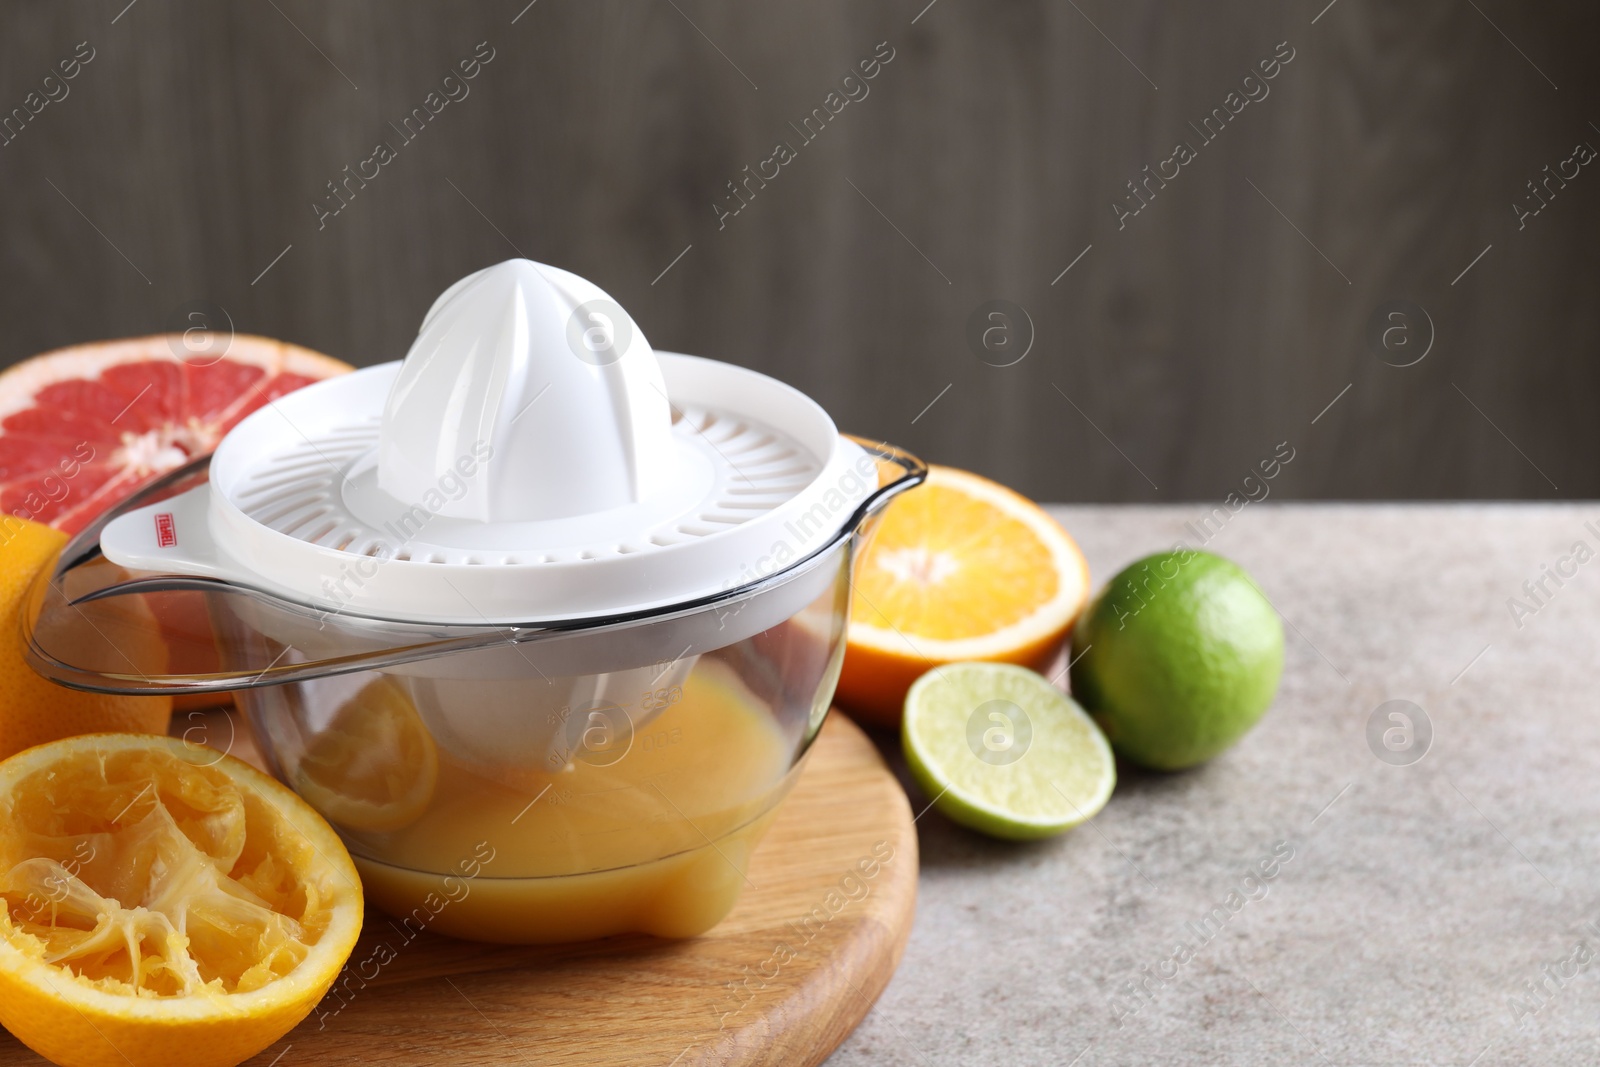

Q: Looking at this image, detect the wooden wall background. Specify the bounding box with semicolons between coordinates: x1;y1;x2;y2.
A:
0;0;1595;502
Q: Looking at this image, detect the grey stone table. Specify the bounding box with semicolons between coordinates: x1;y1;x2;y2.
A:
827;504;1600;1067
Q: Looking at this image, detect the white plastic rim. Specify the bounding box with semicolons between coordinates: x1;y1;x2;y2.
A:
99;354;877;624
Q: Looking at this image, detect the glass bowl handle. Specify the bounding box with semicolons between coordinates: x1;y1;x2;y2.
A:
841;435;927;537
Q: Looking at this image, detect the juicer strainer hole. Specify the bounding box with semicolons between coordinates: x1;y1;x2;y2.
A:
284;511;336;539
723;432;775;456
256;494;329;527
755;464;815;480
701;421;743;446
238;471;335;501
723;483;805;497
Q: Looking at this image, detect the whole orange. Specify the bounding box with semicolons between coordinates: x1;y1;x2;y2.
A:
0;518;170;760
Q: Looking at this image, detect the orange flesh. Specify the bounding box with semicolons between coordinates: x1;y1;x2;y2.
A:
851;482;1060;640
0;748;329;997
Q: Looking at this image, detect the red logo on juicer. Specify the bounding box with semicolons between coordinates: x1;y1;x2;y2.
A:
154;512;177;548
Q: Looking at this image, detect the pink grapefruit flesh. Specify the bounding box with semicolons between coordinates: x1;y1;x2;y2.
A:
0;334;351;710
0;334;351;534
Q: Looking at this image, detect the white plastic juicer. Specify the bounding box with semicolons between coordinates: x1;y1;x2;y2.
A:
26;260;924;943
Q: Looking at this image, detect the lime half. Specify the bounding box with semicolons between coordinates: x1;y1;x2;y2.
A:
902;662;1115;840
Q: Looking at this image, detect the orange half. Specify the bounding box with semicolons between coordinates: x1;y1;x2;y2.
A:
0;734;363;1067
836;465;1090;725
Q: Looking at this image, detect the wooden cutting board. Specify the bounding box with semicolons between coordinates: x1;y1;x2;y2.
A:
0;711;917;1067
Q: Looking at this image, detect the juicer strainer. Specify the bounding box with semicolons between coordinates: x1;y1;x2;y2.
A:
87;260;902;625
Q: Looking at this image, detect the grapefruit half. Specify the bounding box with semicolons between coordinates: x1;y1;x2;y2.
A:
0;334;350;533
0;334;352;708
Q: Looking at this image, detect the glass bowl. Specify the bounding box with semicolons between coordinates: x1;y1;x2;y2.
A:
26;440;922;943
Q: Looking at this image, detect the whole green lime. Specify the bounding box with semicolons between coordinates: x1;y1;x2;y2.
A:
1069;549;1283;770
